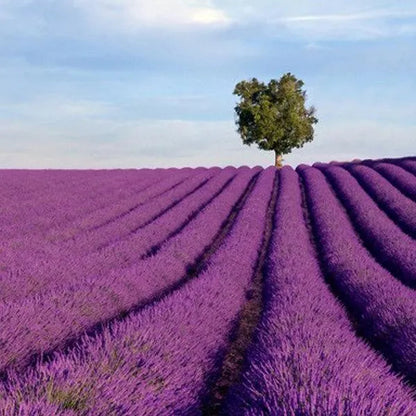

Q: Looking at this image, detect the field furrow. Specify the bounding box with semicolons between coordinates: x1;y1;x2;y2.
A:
344;164;416;237
202;167;278;415
0;169;275;415
0;169;169;238
397;159;416;176
63;167;216;252
372;162;416;202
0;168;259;374
0;169;204;298
299;165;416;384
317;164;416;287
0;167;236;303
1;157;416;415
225;166;415;415
56;168;198;242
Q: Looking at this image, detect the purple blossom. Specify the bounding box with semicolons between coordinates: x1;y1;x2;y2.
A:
0;168;275;415
0;158;415;415
225;166;414;415
299;165;416;384
372;162;416;202
317;164;416;287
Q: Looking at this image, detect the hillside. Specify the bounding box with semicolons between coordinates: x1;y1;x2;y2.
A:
0;156;416;415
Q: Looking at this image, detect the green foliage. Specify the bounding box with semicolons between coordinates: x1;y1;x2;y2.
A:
233;73;318;166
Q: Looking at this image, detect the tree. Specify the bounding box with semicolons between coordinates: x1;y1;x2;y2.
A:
233;73;318;168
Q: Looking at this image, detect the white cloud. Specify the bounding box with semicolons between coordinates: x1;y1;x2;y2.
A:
298;9;415;40
273;8;416;40
67;0;416;41
73;0;231;31
207;1;416;41
281;9;416;23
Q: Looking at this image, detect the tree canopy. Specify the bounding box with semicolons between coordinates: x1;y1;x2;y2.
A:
233;73;318;167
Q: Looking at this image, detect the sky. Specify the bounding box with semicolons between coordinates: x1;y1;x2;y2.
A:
0;0;415;168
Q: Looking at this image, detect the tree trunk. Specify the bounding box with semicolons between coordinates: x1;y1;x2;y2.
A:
275;152;283;168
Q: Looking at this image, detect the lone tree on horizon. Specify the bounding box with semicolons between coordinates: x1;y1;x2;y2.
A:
233;73;318;168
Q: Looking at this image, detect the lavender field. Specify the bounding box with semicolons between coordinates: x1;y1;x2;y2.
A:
1;156;416;415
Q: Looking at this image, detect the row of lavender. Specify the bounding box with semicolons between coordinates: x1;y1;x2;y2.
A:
0;168;276;415
0;157;415;414
226;164;416;414
0;167;261;372
0;168;210;301
0;167;204;299
227;157;416;414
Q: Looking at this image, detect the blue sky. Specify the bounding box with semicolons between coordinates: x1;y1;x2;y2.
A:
0;0;415;168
